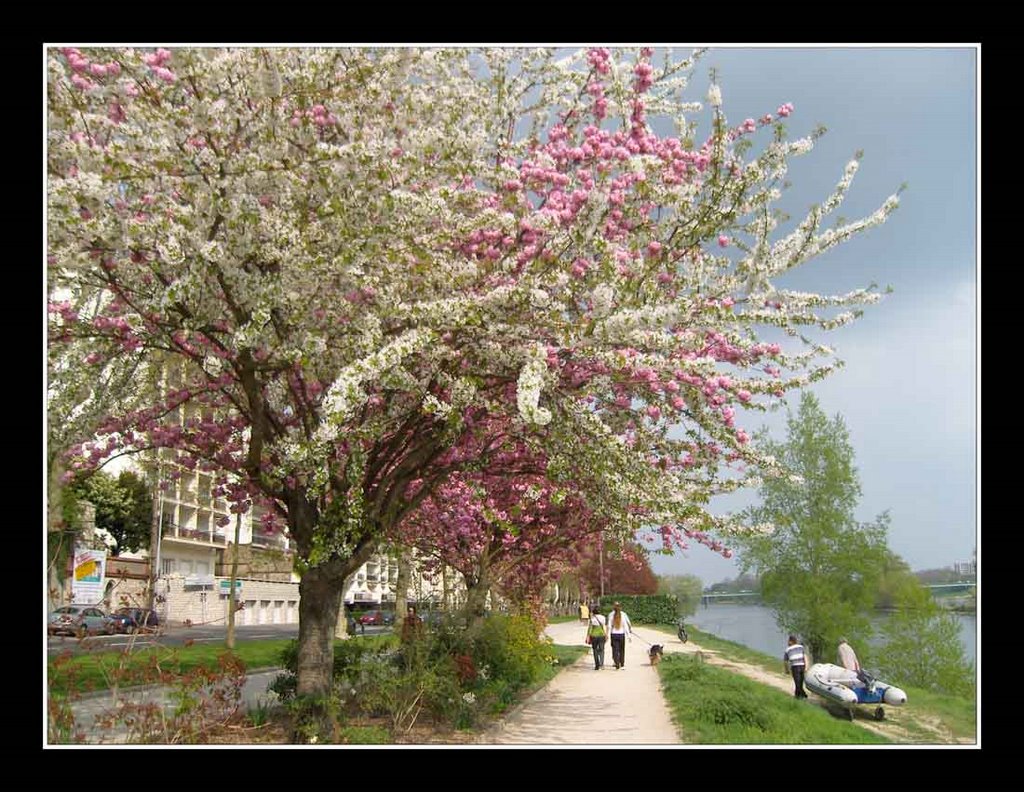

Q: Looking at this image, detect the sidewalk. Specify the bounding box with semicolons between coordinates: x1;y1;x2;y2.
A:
66;669;282;744
476;621;682;745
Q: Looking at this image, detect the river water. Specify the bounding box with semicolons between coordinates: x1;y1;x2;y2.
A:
688;602;977;665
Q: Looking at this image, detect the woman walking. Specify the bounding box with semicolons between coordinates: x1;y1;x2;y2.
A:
585;606;607;670
608;602;633;669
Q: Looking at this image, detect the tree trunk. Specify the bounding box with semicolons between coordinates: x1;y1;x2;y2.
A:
225;514;241;650
464;559;490;628
296;564;345;701
806;639;820;669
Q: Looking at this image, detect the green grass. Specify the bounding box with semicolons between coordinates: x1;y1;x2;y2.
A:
898;684;977;741
535;643;588;688
657;654;889;744
48;639;294;697
651;622;976;743
337;725;392;744
547;615;582;624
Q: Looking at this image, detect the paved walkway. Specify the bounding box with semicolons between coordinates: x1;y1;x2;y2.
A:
477;621;682;745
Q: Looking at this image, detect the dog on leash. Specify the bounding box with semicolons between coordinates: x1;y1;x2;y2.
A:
648;644;664;666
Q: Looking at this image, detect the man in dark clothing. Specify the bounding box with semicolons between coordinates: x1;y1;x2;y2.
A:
783;634;809;699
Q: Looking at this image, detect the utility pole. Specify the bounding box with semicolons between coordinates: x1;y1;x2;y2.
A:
226;511;242;650
147;462;162;613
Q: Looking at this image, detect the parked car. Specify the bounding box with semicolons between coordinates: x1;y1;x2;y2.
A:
358;610;384;626
48;605;115;637
109;607;161;634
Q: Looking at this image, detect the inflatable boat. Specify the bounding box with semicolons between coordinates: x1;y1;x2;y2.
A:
805;663;907;720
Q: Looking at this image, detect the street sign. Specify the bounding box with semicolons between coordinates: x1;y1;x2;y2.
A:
219;579;243;596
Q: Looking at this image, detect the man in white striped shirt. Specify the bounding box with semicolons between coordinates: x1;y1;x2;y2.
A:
783;634;809;699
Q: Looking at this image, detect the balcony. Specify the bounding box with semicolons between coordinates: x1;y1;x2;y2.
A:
251;532;290;552
163;525;227;545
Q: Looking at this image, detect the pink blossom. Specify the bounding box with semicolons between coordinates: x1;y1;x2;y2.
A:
71;74;95;91
718;235;730;247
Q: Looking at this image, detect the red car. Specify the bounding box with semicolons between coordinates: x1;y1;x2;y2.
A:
358;610;384;626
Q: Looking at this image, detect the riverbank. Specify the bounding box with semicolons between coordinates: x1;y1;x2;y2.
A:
690;602;976;664
648;623;976;744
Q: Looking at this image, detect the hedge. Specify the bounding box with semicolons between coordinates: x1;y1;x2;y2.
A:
594;594;678;624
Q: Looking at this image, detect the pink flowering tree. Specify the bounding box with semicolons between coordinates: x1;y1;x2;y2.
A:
48;47;899;706
394;417;605;620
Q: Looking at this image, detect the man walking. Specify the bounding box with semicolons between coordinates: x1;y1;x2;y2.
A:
784;634;809;699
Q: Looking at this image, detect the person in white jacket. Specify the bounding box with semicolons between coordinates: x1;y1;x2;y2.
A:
607;602;632;669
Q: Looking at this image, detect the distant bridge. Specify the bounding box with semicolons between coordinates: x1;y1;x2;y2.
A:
700;591;760;606
700;582;974;606
925;582;976;595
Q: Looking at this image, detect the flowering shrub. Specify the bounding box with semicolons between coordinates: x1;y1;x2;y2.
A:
472;613;552;692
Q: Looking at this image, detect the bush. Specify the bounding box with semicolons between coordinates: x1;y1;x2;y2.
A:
595;595;678;624
472;613;551;691
692;689;775;731
272;634;401;702
875;603;975;697
357;659;452;733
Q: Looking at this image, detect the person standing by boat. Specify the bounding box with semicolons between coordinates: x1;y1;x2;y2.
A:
784;634;809;698
837;637;860;672
838;637;874;688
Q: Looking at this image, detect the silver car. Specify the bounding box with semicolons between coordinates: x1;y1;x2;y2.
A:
48;604;115;637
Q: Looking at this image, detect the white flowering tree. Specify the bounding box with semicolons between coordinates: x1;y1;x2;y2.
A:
47;46;899;706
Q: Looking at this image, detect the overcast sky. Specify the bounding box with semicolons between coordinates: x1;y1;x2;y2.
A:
646;46;978;585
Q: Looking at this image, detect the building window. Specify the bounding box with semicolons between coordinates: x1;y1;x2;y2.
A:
161;559;175;575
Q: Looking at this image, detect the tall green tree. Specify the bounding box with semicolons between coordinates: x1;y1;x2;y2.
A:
875;551;923;610
875;579;975;696
734;393;889;666
71;470;151;556
657;574;704;618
